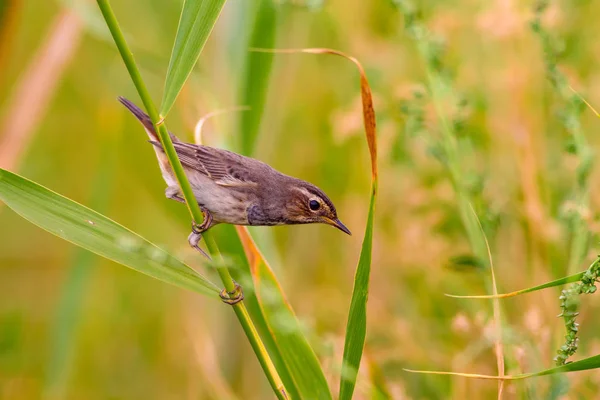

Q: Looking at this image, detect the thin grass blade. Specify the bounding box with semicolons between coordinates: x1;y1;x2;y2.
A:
446;273;585;299
246;45;379;400
468;205;505;397
404;354;600;380
340;193;375;399
160;0;226;116
0;168;220;296
569;86;600;118
236;226;333;400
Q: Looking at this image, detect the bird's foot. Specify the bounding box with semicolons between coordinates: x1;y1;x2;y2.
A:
219;281;244;305
188;231;211;259
188;207;213;259
165;186;185;204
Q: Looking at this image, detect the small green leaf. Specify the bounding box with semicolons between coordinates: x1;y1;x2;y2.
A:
0;168;219;296
160;0;227;116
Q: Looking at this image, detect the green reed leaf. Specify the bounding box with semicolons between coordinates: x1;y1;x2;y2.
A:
237;226;332;400
340;189;375;399
0;168;220;296
160;0;226;116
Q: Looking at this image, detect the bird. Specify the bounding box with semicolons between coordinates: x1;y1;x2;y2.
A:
118;97;351;258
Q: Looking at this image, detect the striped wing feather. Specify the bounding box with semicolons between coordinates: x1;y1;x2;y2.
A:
170;142;263;187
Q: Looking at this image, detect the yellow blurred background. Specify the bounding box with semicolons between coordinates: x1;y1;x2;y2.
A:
2;0;600;399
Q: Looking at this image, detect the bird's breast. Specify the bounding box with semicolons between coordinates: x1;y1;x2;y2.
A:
188;174;251;225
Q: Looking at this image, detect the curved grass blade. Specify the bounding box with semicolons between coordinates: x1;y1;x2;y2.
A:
404;354;600;380
251;49;379;399
160;0;226;116
245;45;379;400
446;273;585;299
299;49;378;400
0;168;220;296
236;226;332;400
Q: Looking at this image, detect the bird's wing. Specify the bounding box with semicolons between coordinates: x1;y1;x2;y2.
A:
153;141;261;187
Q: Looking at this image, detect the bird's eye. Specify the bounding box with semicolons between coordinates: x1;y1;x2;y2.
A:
309;199;320;211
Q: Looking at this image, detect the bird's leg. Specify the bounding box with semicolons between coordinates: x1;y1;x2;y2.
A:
165;186;185;204
165;186;212;259
188;207;213;259
219;280;244;305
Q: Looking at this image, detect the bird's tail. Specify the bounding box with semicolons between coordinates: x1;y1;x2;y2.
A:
118;96;159;141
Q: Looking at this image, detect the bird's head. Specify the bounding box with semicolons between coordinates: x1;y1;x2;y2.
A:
283;181;351;235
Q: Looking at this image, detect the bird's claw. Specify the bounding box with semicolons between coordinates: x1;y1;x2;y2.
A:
188;208;213;259
219;281;244;305
191;207;213;234
188;231;211;260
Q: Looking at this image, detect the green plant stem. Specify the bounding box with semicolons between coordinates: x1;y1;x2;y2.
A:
96;1;286;398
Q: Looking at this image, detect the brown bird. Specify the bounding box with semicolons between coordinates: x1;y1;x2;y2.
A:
119;97;350;257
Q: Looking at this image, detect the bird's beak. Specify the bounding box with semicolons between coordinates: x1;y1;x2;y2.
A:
324;217;352;235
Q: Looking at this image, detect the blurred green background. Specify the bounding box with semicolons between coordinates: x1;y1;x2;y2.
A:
2;0;600;398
